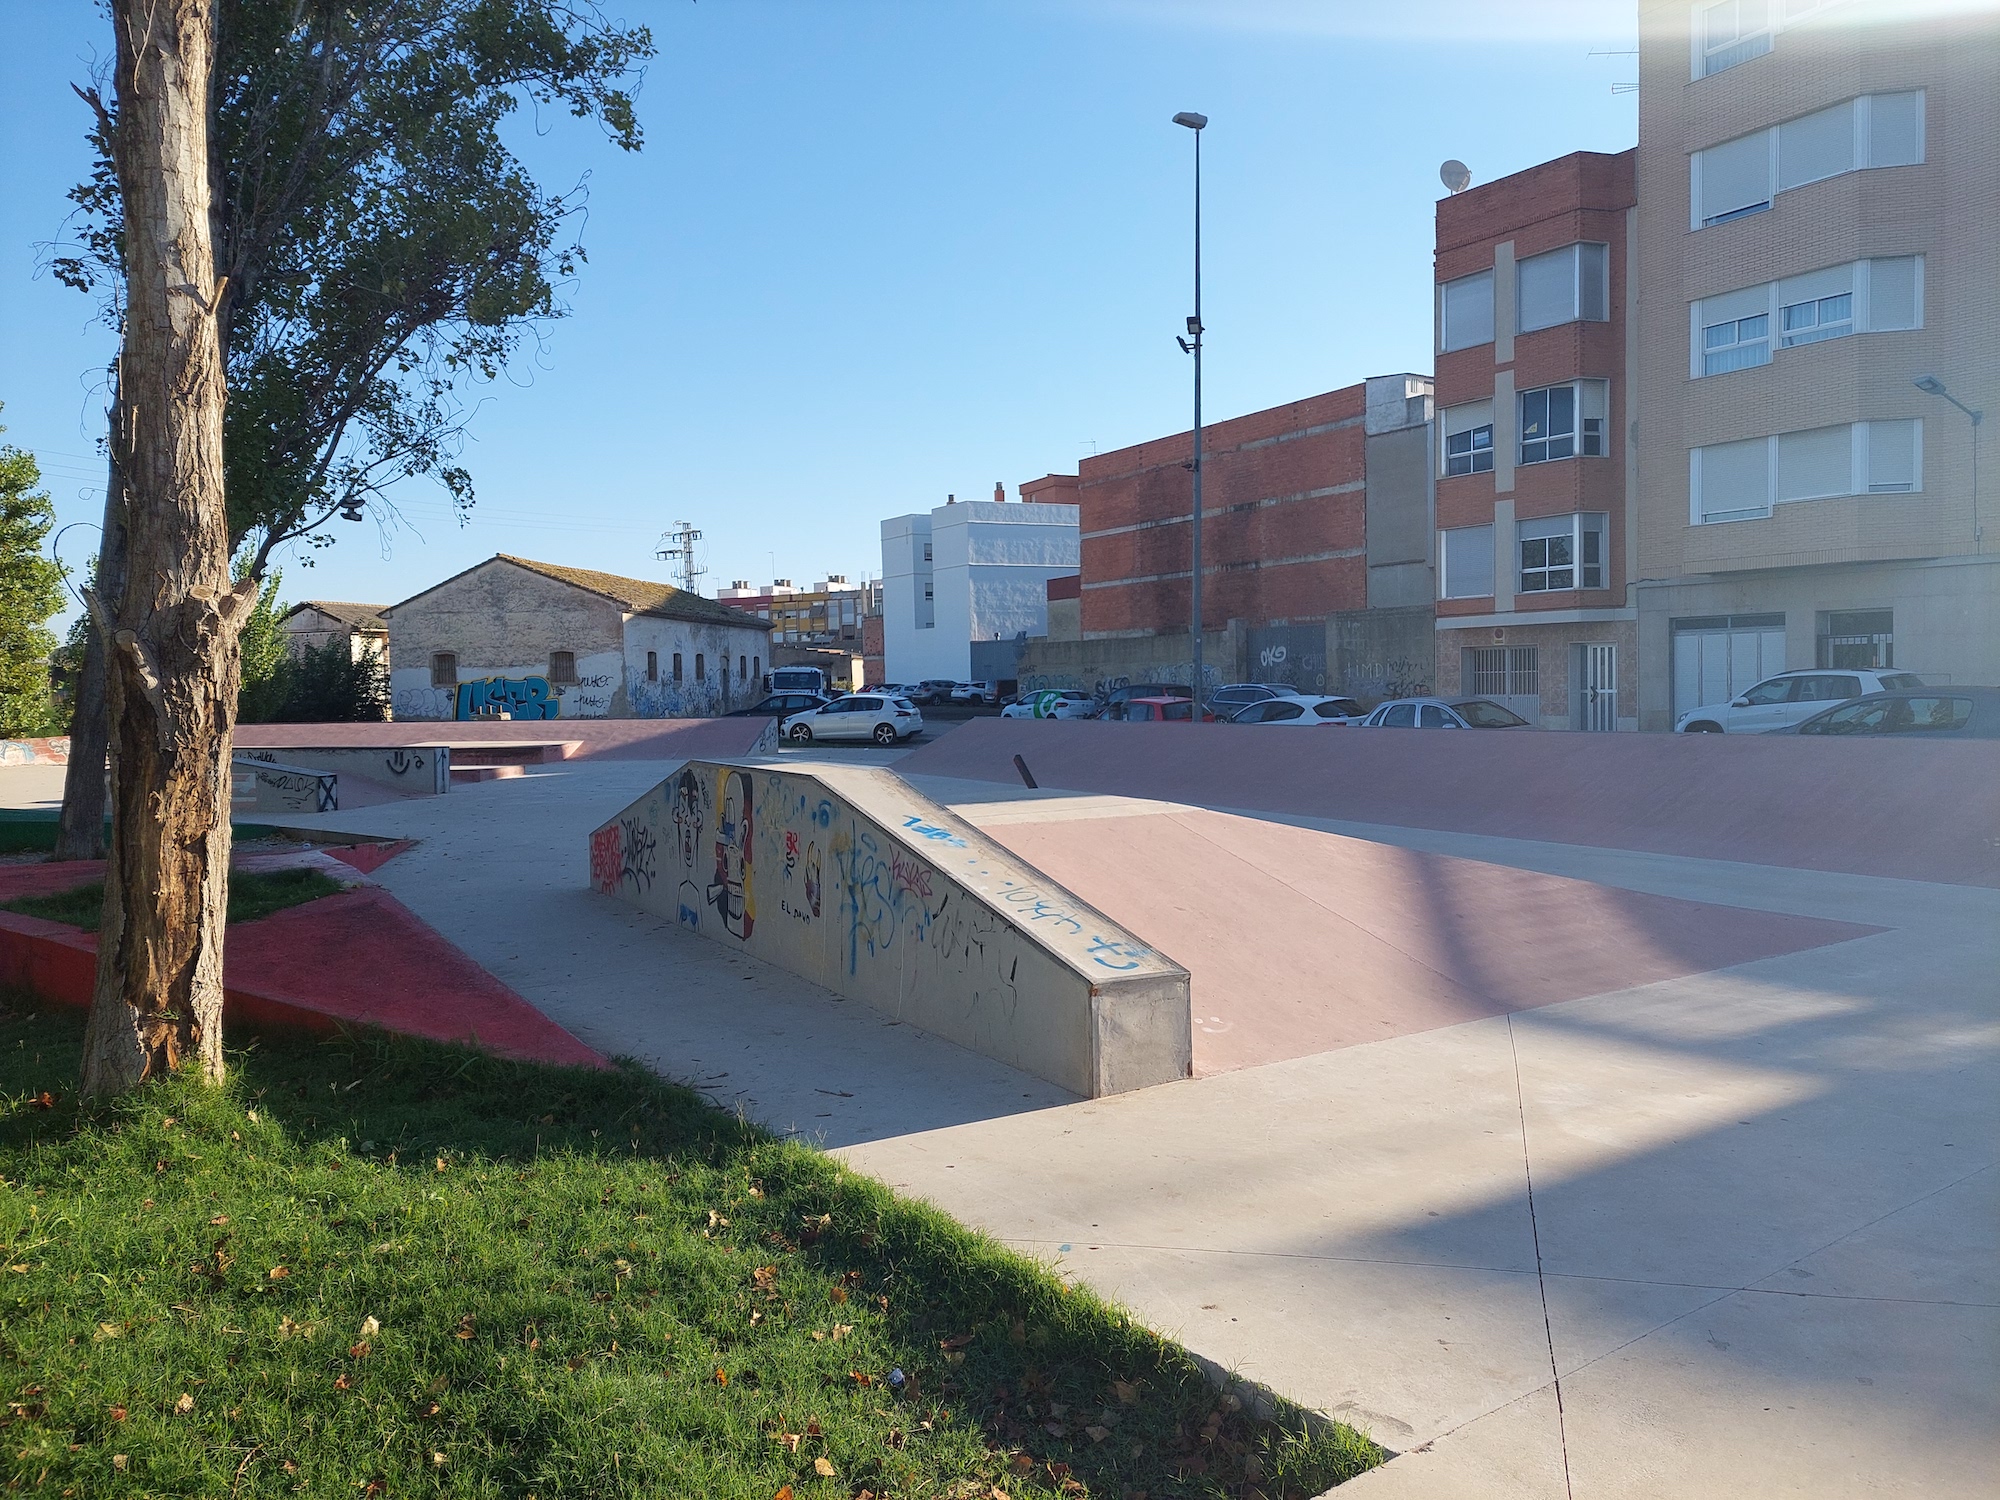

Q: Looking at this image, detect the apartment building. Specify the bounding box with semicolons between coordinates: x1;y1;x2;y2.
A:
716;576;878;649
1634;0;1999;729
880;489;1082;684
1432;151;1640;729
1015;375;1435;700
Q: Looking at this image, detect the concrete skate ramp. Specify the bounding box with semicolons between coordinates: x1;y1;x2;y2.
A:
588;761;1191;1097
957;800;1880;1074
237;716;778;762
901;719;2000;887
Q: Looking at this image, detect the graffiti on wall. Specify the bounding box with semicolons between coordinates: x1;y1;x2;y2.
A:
708;768;755;940
628;677;723;720
589;817;660;896
456;676;561;720
1343;658;1432;700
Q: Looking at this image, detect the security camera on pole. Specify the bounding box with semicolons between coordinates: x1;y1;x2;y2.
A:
1172;110;1208;714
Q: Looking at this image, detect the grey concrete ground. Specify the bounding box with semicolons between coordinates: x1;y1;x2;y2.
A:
242;744;1995;1497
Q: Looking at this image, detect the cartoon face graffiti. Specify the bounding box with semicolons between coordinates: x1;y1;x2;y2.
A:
708;768;755;940
671;768;705;869
803;840;821;918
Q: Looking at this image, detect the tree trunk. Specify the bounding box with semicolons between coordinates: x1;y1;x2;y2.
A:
81;0;251;1096
52;417;128;863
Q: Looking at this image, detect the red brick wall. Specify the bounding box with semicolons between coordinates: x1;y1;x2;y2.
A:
1435;149;1637;618
1077;386;1371;635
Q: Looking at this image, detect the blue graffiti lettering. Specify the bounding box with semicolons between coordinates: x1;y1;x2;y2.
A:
901;815;968;848
456;675;560;720
1086;935;1149;971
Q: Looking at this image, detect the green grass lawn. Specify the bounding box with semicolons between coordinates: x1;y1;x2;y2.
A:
3;866;344;931
0;1000;1383;1498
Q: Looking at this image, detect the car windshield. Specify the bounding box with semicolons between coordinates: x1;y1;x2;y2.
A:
1880;673;1925;690
1451;699;1530;728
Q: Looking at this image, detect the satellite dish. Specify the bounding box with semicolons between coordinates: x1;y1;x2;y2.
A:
1440;159;1472;195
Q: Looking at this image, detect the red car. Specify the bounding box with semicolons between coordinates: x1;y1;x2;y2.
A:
1116;696;1216;723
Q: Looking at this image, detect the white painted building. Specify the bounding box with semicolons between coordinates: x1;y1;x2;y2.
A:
880;495;1081;683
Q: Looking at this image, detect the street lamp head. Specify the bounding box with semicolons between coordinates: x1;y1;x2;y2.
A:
1186;315;1201;336
1913;374;1947;396
1172;111;1208;130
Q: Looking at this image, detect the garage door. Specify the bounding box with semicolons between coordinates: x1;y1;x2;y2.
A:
1672;614;1785;719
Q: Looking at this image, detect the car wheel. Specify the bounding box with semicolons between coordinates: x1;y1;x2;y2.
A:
873;722;897;746
789;724;813;743
1683;722;1723;734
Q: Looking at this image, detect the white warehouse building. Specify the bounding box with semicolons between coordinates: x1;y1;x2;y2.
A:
881;491;1081;685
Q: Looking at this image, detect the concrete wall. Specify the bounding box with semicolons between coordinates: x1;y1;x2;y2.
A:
235;743;451;796
1015;621;1246;698
590;761;1191;1097
623;613;769;718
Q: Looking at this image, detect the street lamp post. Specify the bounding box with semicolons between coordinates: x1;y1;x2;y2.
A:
1914;375;1984;546
1173;110;1208;712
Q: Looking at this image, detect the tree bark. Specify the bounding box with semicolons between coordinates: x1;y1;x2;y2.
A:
81;0;252;1096
52;411;128;863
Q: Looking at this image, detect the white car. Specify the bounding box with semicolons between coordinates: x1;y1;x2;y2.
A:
1359;697;1533;729
1228;694;1366;726
1001;689;1097;720
1674;668;1924;733
949;681;1000;704
782;693;924;746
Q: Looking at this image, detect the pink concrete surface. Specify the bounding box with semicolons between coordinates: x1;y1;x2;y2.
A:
903;719;2000;888
0;864;603;1069
236;717;773;762
980;807;1881;1074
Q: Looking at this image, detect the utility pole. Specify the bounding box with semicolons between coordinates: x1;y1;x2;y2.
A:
1173;111;1209;712
656;520;706;594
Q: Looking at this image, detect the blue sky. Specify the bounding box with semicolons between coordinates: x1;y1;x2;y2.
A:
0;0;1636;621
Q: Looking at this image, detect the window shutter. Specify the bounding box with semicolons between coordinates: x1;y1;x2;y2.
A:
1775;424;1854;502
1696;437;1771;521
1864;256;1921;330
1776;102;1855;190
1441;272;1495;351
1865;419;1920;492
1517;246;1577;332
1698;131;1773;222
1866;91;1924;167
1440;525;1495;600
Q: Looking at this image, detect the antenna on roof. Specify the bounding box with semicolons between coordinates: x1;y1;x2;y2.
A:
656;521;706;594
1439;159;1472;195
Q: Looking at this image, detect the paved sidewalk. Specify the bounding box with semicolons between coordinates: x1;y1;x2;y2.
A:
277;757;1999;1498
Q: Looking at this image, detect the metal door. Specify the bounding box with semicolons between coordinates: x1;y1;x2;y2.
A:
1581;643;1617;731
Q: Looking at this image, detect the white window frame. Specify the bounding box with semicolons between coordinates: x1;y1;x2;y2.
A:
1692;0;1856;79
1518;381;1608;467
1690;419;1923;523
1701;313;1771;375
1516;513;1608;595
1689;256;1922;378
1779;291;1853;347
1440;401;1496;478
1690;92;1924;230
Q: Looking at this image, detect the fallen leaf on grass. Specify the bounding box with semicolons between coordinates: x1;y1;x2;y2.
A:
173;1393;195;1415
773;1487;794;1500
708;1210;729;1229
830;1287;848;1305
30;1091;55;1110
107;1406;127;1422
714;1368;728;1386
1112;1379;1140;1405
772;1433;801;1452
95;1321;121;1340
112;1454;128;1471
455;1316;476;1340
1085;1425;1110;1443
267;1266;289;1280
358;1316;380;1339
850;1371;874;1387
349;1341;371;1359
333;1375;351;1391
210;1215;229;1226
813;1457;837;1477
939;1332;975;1351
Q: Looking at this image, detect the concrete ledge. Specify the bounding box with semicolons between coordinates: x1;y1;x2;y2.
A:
236;743;451;796
231;756;338;813
588;761;1192;1097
